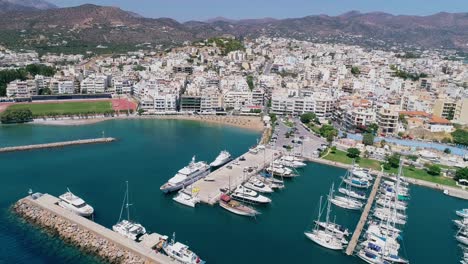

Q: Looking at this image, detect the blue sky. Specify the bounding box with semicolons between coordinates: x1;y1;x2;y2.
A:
49;0;468;21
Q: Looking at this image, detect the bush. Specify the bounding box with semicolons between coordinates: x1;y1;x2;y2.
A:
427;165;441;176
362;133;375;146
0;109;33;124
452;129;468;146
300;112;316;124
347;148;361;159
444;148;451;154
454;167;468;181
385;153;400;169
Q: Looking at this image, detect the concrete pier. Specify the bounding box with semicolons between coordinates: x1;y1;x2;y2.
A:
345;172;382;255
0;138;116;153
192;147;281;205
13;194;171;264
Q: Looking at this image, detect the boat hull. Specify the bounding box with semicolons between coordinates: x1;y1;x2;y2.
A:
160;170;210;193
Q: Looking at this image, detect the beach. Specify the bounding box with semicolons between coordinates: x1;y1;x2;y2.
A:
30;114;265;131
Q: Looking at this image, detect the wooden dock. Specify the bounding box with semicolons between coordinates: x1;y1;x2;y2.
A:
16;194;171;263
0;138;116;153
192;147;280;205
345;172;382;255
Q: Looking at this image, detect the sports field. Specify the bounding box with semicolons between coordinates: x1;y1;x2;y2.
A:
7;101;113;116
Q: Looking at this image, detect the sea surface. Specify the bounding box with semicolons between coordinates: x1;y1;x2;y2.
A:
0;119;466;264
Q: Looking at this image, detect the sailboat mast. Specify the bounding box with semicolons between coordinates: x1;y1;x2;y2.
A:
326;183;333;224
126;181;130;221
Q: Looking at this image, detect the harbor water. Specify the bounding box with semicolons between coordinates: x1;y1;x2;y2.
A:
0;119;466;264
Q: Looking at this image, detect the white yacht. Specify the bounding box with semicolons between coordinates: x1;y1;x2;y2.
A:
113;181;146;241
232;185;271;204
456;209;468;218
173;188;200;208
163;233;205;264
276;156;306;168
57;188;94;217
376;198;407;211
454;218;468;229
456;234;468;246
338;187;366;200
373;211;406;225
304;229;345;250
330;195;363;210
243;178;274;193
161;156;210;193
209;150;232;167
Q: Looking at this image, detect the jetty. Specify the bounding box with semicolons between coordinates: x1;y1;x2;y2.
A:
13;193;171;264
192;147;281;205
345;172;383;255
0;138;116;153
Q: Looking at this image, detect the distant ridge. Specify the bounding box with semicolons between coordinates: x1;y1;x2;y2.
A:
0;0;56;13
0;4;467;52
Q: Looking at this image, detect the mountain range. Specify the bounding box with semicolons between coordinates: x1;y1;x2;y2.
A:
0;1;467;53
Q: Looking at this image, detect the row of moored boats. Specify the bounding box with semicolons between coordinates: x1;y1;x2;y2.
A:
454;208;468;264
52;182;205;264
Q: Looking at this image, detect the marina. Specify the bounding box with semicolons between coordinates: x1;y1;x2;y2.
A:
189;146;280;205
1;119;467;264
345;172;382;255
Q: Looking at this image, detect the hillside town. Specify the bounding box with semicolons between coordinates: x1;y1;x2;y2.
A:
2;37;468;130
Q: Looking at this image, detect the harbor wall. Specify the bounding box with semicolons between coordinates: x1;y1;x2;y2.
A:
0;138;116;153
12;196;170;264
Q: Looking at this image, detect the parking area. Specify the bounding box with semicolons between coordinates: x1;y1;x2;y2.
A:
268;117;326;159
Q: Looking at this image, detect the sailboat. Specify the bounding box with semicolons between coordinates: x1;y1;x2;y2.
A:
112;181;146;241
338;166;367;200
330;182;363;210
304;195;347;251
315;187;350;237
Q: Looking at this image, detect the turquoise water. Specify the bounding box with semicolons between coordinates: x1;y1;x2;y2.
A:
0;120;466;264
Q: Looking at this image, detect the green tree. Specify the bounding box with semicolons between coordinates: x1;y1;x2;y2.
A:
368;123;379;135
385;153;401;169
427;164;441;176
269;113;277;124
0;109;33;124
351;66;360;75
347;148;361;159
137;108;145;116
444;148;451;154
246;75;254;91
300;112;316;124
362;133;375;146
454;167;468;181
452;129;468;146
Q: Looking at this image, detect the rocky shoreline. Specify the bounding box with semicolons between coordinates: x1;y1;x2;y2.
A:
12;199;148;264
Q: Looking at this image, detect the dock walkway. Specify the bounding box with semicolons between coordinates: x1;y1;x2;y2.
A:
345;172;382;255
21;194;171;263
193;147;280;205
0;138;115;153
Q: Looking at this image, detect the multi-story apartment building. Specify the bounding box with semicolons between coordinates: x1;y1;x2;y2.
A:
58;80;75;94
80;75;107;94
180;95;201;112
453;98;468;125
433;98;457;120
377;106;399;135
270;91;335;117
6;80;32;98
344;107;376;131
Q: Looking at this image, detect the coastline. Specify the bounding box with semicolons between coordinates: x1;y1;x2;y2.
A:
30;115;265;132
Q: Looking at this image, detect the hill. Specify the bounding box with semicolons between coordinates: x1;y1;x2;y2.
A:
0;5;467;54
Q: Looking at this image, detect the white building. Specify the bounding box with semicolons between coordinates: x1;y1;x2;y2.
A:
58;80;75;94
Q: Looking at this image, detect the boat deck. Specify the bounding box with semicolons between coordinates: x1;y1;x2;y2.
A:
191;147;281;205
23;194;171;263
345;172;383;255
